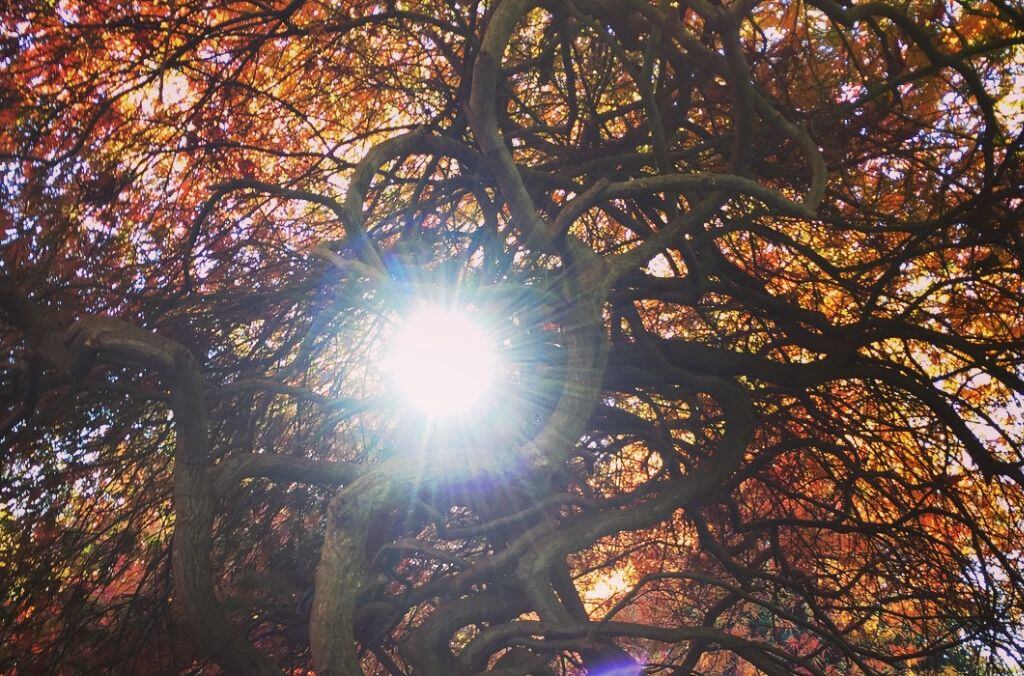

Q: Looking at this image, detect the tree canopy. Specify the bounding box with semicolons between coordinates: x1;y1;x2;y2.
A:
2;0;1024;673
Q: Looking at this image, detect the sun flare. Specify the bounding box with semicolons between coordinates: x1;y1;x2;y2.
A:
385;305;498;417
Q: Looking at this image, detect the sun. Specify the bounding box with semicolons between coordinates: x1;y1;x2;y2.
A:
384;304;499;417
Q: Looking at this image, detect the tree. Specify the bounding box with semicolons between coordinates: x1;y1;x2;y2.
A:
2;0;1023;672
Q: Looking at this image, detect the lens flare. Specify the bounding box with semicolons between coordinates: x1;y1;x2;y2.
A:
385;305;498;417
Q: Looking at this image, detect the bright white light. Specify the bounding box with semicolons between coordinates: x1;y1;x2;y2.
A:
385;305;498;417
